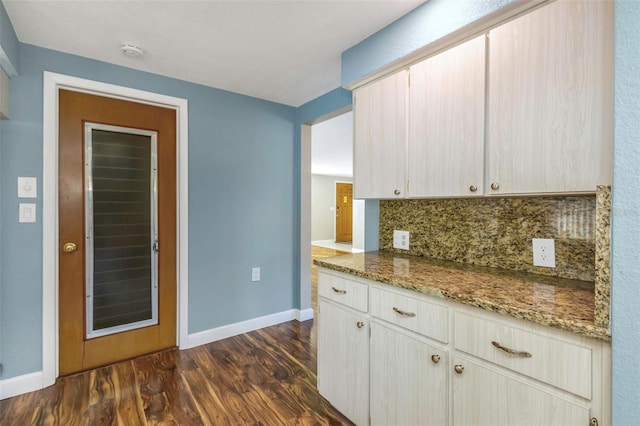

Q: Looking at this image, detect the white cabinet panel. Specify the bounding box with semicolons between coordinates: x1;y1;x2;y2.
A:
370;323;448;426
318;270;368;312
454;311;592;399
452;355;590;426
317;300;369;425
487;0;613;194
370;285;449;343
408;35;486;197
353;70;408;199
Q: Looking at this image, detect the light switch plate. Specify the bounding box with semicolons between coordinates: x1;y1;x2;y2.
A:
19;203;36;223
393;230;410;250
18;177;37;198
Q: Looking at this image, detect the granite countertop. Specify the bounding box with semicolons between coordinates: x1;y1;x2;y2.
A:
314;251;610;341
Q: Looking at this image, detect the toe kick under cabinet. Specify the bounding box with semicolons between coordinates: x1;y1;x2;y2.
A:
316;268;611;426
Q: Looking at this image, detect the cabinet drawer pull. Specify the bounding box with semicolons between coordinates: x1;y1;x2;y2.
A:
356;321;365;329
431;354;440;364
454;364;464;374
491;341;532;358
331;287;347;294
392;307;416;317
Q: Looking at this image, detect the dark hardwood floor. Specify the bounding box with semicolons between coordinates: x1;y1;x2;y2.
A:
0;320;353;425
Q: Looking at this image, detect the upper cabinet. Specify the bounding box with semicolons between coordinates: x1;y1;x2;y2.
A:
409;35;486;197
352;0;613;199
487;0;613;194
353;70;408;199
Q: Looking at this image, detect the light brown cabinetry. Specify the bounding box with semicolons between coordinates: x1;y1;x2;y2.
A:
487;0;613;194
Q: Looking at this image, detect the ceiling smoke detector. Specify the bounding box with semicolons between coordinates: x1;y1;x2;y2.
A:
120;43;144;58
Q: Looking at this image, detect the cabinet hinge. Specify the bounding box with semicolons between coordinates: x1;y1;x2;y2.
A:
589;418;599;426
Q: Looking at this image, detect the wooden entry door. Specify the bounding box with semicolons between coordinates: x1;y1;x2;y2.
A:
335;183;353;243
58;90;177;376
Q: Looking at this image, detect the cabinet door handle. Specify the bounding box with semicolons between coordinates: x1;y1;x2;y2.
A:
392;307;416;317
491;341;532;358
469;185;478;192
356;321;365;329
394;189;401;195
331;287;347;294
490;182;500;190
431;354;440;364
454;364;464;374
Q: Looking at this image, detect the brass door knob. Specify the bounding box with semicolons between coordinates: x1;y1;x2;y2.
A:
454;364;464;374
431;354;441;364
490;182;500;190
62;242;77;253
469;185;478;192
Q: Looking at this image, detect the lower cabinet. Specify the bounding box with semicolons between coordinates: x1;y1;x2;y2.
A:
451;355;590;426
370;322;448;426
317;268;611;426
317;299;369;426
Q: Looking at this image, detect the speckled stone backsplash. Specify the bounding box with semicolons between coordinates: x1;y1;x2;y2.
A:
594;185;611;329
380;196;596;281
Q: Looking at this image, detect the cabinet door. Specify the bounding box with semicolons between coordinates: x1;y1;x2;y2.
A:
370;323;448;426
317;300;369;425
452;356;590;426
353;70;408;199
488;0;613;194
408;35;486;197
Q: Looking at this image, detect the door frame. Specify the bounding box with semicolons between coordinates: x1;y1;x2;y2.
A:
42;71;189;387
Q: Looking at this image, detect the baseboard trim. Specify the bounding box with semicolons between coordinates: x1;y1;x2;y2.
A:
297;308;314;321
186;308;312;349
0;371;44;400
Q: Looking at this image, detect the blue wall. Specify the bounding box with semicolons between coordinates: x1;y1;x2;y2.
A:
0;43;296;379
0;2;19;74
611;1;640;422
341;0;515;86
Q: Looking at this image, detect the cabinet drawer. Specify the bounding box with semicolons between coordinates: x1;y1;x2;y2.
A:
454;312;592;399
370;286;449;343
318;271;368;312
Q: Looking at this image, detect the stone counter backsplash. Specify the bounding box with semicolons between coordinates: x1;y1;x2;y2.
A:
380;195;597;282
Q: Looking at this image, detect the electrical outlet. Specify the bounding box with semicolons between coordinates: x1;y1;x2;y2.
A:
532;238;556;268
393;230;410;250
251;267;261;282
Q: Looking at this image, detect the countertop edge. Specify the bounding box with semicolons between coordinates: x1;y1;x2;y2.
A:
315;259;611;342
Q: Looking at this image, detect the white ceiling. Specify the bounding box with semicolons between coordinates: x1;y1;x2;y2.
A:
312;110;353;177
3;0;424;106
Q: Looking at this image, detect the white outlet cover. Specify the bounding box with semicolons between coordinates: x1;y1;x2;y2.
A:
532;238;556;268
251;267;261;282
393;230;410;250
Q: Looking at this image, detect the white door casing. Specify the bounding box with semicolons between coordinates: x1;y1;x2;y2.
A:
42;72;189;388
